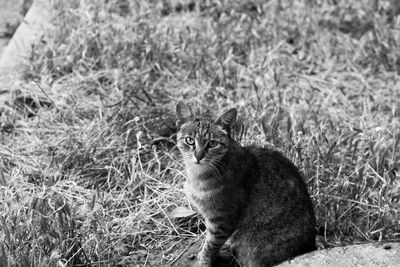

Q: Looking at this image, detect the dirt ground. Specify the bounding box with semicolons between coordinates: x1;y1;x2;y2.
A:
170;238;235;267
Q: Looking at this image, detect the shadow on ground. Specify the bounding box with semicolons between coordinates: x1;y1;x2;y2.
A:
171;238;236;267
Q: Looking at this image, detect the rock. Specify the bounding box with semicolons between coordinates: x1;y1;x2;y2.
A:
0;0;51;71
278;242;400;267
0;0;25;37
171;240;400;267
0;0;52;109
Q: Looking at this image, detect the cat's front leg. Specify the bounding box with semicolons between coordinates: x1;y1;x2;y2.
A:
196;222;232;267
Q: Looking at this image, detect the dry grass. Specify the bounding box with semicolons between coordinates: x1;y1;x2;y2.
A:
1;0;400;266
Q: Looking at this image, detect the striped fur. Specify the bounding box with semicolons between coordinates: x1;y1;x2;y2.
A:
176;103;316;267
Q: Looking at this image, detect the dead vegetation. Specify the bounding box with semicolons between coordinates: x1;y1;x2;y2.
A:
0;0;399;266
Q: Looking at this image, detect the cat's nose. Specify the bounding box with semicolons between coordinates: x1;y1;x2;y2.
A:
194;150;205;163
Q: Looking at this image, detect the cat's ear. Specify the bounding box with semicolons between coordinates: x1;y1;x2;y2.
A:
176;102;194;127
214;108;237;129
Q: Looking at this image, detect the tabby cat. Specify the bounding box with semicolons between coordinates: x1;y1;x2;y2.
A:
175;102;316;267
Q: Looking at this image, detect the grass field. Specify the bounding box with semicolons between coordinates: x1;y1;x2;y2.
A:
1;0;399;266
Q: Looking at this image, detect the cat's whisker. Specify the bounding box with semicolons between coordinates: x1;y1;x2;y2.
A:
204;163;220;178
199;159;223;179
208;162;224;179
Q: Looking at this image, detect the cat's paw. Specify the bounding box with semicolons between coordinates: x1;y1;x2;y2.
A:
195;252;212;267
194;261;212;267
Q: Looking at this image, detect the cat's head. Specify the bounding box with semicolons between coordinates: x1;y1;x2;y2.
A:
175;102;237;168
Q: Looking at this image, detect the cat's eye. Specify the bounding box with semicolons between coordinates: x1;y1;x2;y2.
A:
185;137;195;145
208;140;219;148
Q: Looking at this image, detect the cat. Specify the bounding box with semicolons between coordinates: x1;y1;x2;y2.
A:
175;102;316;267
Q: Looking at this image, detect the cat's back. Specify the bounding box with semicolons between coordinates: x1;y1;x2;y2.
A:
240;145;315;222
245;146;301;179
231;146;317;266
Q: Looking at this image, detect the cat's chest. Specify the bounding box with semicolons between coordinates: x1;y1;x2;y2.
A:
184;180;223;212
185;181;219;199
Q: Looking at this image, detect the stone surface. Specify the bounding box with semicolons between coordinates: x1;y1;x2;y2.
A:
0;0;51;107
0;0;24;57
170;239;400;267
0;0;51;71
0;38;8;56
278;242;400;267
0;0;24;36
